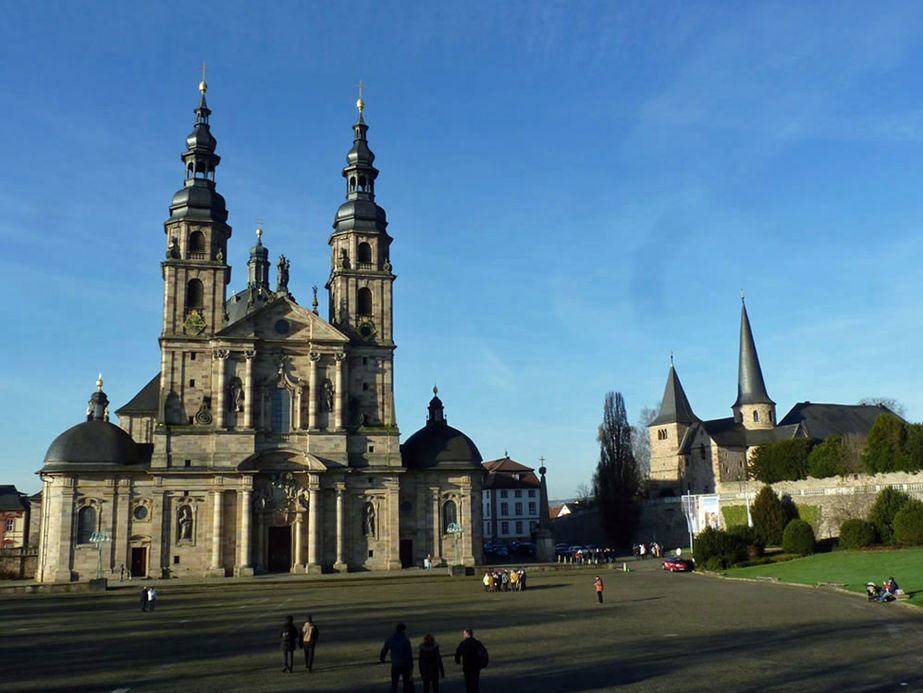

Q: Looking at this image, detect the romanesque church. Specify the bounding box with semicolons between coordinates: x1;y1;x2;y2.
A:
36;80;484;582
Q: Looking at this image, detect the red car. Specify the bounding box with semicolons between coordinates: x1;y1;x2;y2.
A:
662;557;693;572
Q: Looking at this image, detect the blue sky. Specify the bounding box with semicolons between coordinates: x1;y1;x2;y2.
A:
3;1;923;499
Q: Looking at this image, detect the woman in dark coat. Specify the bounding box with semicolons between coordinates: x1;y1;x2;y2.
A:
418;633;445;693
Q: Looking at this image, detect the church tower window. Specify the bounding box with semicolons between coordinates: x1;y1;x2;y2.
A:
357;287;372;316
186;279;204;309
357;242;372;266
188;231;205;254
76;506;97;544
753;411;759;423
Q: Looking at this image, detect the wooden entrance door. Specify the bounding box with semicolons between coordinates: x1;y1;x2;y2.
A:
267;526;291;572
130;547;147;578
399;539;413;568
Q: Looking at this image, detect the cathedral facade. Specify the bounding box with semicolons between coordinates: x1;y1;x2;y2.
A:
35;82;483;582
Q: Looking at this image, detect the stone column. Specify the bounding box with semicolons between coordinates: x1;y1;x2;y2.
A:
309;352;320;429
213;349;229;428
114;479;131;579
293;383;303;431
386;481;402;570
334;483;347;572
292;513;304;573
235;482;254;576
335;353;346;430
208;488;224;577
149;489;166;579
431;488;442;565
306;477;321;574
36;477;49;581
243;350;255;429
48;477;76;583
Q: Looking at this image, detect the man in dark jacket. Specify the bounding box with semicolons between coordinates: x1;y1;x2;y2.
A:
380;622;413;692
280;615;298;672
455;628;488;693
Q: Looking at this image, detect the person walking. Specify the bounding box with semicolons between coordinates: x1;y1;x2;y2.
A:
147;586;157;612
594;576;604;604
301;614;319;672
418;633;445;693
380;622;414;692
280;615;298;672
455;628;488;693
140;586;149;612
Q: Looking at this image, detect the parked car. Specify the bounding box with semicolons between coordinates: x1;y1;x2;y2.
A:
492;542;509;557
554;543;569;554
662;556;694;572
515;541;536;556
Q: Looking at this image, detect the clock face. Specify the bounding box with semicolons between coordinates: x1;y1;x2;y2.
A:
357;320;376;341
183;310;206;336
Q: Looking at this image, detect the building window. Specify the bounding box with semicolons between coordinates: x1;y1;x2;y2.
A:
357;242;372;265
76;506;97;544
186;279;204;309
499;490;508;498
5;519;13;532
528;490;535;498
484;523;491;536
530;520;538;532
500;502;508;516
443;500;457;533
753;411;759;422
271;389;291;432
514;490;522;498
357;287;372;316
501;521;509;534
528;502;536;515
188;230;205;253
484;504;490;518
515;521;523;534
515;502;523;515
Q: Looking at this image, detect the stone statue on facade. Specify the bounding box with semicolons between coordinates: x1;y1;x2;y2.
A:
178;505;193;542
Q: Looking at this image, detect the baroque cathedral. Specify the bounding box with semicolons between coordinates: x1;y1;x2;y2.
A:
36;80;484;582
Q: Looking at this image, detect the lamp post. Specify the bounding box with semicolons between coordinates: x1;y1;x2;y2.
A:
447;522;464;567
89;530;112;586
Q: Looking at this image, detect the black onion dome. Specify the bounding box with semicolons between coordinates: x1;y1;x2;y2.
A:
401;391;482;470
43;420;142;470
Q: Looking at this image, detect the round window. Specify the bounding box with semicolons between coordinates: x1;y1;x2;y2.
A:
133;505;148;521
275;319;291;335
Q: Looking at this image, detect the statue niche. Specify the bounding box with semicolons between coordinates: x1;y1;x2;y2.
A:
177;505;194;543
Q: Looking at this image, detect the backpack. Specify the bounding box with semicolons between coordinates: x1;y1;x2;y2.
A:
281;627;292;644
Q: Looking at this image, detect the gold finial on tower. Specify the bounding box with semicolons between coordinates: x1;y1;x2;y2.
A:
256;217;263;239
96;373;103;391
199;61;209;93
356;80;366;112
433;383;438;395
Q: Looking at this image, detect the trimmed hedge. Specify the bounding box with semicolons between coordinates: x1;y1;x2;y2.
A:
838;518;876;550
782;519;816;556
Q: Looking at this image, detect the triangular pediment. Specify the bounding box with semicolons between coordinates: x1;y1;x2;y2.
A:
218;296;349;344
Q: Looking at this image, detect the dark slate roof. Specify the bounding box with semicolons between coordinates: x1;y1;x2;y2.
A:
401;422;483;470
116;373;160;416
43;420;149;471
734;302;774;408
650;365;698;426
778;402;898;441
679;418;800;453
0;485;29;511
225;285;275;325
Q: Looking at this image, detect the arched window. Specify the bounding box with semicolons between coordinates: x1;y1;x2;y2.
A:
443;500;457;534
186;279;204;309
358;175;367;191
753;411;759;423
271;389;291;433
357;287;372;316
188;231;205;253
349;176;357;192
357;242;372;264
76;505;97;544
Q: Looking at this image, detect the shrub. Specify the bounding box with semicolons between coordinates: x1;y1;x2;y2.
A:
868;487;912;545
727;523;765;557
838;518;876;550
751;486;788;546
693;526;748;569
893;499;923;546
782;519;815;555
750;439;814;483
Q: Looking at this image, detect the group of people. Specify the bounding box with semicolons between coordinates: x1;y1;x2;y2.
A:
633;542;663;559
869;576;901;602
279;616;488;692
380;623;488;693
139;586;157;611
482;568;527;591
557;547;616;564
279;614;319;673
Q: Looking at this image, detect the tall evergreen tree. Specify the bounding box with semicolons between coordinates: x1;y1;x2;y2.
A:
592;392;640;546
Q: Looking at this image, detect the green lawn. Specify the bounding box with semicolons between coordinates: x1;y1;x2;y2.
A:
723;547;923;604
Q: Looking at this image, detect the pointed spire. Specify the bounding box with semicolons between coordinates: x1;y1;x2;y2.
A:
734;296;774;408
169;75;227;222
650;360;698;426
333;91;388;233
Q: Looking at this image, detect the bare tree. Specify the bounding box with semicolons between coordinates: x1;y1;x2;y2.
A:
858;397;906;418
592;392;640;546
574;482;594;505
631;405;659;480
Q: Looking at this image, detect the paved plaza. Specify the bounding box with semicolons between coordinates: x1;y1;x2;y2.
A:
2;560;923;692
